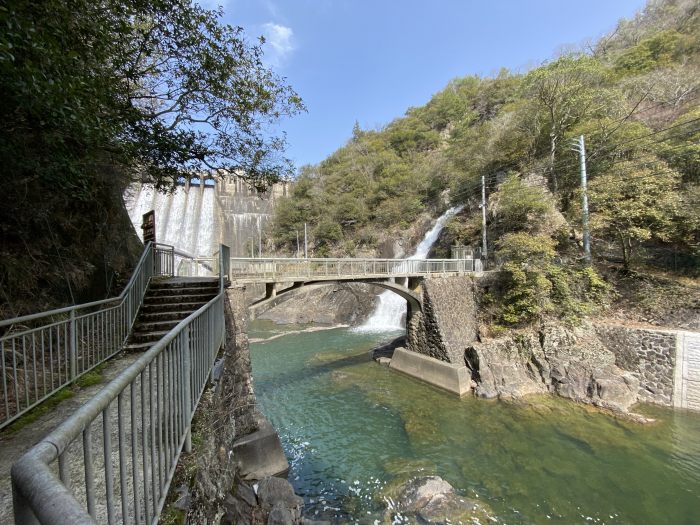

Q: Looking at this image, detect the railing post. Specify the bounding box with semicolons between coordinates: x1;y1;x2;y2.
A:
69;309;77;380
182;327;192;453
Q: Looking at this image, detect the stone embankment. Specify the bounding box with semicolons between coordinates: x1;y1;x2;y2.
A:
255;283;377;326
466;323;639;412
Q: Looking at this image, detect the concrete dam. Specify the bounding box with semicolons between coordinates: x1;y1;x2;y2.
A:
123;176;291;258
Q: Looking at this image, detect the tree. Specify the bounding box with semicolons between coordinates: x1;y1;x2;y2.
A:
587;157;682;269
0;0;304;193
0;0;303;313
523;55;612;192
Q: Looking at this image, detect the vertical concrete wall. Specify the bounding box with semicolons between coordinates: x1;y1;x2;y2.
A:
407;275;478;365
673;332;700;411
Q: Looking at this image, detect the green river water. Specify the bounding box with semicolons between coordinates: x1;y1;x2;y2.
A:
249;321;700;524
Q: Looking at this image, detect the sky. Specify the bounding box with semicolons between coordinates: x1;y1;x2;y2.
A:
202;0;648;171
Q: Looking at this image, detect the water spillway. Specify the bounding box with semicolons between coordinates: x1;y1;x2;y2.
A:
357;205;464;332
123;176;290;259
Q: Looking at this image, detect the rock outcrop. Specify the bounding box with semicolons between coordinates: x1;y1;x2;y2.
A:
257;283;378;326
466;323;640;412
385;476;494;524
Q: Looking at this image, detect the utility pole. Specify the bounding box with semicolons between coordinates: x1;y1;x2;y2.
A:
481;174;488;263
574;135;591;263
296;230;300;258
304;222;308;259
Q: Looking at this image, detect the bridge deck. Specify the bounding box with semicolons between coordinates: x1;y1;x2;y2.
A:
229;257;481;283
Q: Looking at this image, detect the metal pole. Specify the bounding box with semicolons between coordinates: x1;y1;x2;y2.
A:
69;309;77;380
578;135;592;263
481;175;488;264
304;223;308;259
296;231;300;258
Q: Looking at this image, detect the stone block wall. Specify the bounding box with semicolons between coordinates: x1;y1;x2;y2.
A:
594;324;676;406
407;275;478;364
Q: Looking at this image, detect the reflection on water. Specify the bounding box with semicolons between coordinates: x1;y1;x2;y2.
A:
249;321;700;524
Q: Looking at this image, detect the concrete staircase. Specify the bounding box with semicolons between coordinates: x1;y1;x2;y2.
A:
124;277;220;352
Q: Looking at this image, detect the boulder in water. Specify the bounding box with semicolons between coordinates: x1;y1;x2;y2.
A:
385;475;494;524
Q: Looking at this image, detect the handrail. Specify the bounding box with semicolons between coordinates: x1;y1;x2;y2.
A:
11;244;229;524
226;256;483;282
0;242;175;429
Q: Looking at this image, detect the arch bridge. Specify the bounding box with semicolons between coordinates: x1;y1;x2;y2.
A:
229;257;482;317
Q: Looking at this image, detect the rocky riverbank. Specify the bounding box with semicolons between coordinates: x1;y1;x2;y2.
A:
466;322;640;413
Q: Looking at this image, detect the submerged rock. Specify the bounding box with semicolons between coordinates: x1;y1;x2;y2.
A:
466;323;640;412
222;476;304;525
384;476;494;524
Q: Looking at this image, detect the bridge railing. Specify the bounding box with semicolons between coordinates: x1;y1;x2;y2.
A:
0;242;175;430
227;257;481;281
11;245;229;525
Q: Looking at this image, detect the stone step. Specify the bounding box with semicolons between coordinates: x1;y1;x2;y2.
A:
146;286;219;297
138;310;200;322
123;341;155;353
129;330;171;344
141;301;207;313
133;319;180;332
143;293;216;305
149;279;218;290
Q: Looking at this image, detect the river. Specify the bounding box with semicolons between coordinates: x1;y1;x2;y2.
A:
249;321;700;524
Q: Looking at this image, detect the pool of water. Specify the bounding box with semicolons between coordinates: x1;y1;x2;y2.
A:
249;321;700;524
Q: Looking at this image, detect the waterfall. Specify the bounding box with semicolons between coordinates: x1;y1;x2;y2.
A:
123;177;284;272
356;205;464;332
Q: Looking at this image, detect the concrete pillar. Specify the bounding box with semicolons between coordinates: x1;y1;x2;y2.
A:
265;282;277;299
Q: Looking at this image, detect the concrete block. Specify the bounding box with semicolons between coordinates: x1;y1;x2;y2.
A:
232;416;289;480
389;347;471;396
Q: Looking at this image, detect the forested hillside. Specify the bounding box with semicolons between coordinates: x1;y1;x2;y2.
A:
272;0;700;328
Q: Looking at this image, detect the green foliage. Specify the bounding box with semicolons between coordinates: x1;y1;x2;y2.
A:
587;157;682;269
497;233;557;324
614;29;687;74
495;233;610;325
272;0;699;323
0;0;303;315
490;174;556;234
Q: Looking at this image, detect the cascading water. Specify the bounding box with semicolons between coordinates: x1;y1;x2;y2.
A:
123;177;289;270
356;205;465;332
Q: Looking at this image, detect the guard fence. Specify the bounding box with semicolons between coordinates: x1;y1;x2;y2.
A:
10;245;228;525
228;256;482;282
0;242;174;430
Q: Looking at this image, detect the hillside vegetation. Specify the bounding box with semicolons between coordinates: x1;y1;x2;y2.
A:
272;0;700;328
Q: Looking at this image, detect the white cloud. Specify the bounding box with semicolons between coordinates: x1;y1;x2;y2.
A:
261;22;295;67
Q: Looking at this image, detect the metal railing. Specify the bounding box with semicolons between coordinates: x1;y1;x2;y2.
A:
11;245;229;525
227;257;483;282
0;242;175;430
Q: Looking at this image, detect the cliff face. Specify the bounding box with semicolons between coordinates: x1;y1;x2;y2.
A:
1;171;143;320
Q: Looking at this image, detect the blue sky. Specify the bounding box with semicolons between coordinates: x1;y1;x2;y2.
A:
204;0;647;171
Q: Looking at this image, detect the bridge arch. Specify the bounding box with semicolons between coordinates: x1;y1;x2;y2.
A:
249;279;422;320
